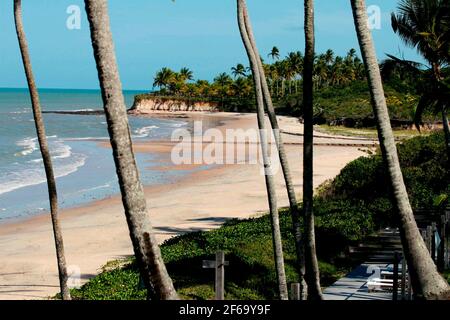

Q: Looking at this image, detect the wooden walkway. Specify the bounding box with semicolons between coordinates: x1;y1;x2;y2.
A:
323;263;393;300
323;229;402;301
324;208;450;300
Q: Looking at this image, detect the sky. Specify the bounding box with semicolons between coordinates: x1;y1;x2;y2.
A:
0;0;423;90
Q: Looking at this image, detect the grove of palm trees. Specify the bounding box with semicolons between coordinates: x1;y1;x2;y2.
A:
0;0;449;312
146;48;367;113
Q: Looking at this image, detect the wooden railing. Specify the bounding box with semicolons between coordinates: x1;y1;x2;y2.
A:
415;207;450;271
387;207;449;300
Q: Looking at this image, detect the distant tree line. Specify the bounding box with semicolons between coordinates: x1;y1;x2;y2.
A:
149;48;367;111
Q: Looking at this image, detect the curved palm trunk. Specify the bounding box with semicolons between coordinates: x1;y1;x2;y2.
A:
237;0;288;300
351;0;450;300
241;7;307;299
303;0;323;300
13;0;71;300
84;0;178;300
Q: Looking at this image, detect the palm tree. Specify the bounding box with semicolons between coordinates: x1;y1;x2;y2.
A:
196;79;211;97
381;55;448;141
266;64;280;96
282;54;296;94
269;46;280;61
14;0;71;301
169;72;186;96
353;56;366;79
231;63;248;78
273;61;284;96
84;0;178;300
232;77;252;98
241;3;308;299
391;0;450;156
280;60;293;95
286;52;303;93
179;67;194;82
346;48;357;61
331;56;345;85
214;72;232;107
350;0;450;300
153;67;175;91
324;49;335;65
237;0;289;300
303;0;323;300
314;56;329;89
214;72;232;88
380;54;424;84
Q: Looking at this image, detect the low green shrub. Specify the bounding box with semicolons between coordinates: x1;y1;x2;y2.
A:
320;132;449;226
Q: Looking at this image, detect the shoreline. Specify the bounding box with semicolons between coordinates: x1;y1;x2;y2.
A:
0;112;370;300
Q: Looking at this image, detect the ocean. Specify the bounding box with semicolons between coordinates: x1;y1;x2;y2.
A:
0;88;191;222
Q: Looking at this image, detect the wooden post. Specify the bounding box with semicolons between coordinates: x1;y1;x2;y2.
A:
407;271;413;300
438;214;446;272
431;223;437;262
393;252;399;301
425;226;432;254
215;251;225;301
290;283;301;300
202;251;229;301
401;254;406;300
443;211;450;269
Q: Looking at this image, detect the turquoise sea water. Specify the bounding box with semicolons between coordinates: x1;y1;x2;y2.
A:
0;88;191;222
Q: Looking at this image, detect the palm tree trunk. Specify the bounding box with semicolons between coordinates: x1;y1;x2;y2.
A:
237;0;289;300
14;0;71;301
303;0;323;300
442;106;450;159
351;0;450;300
242;6;307;299
84;0;178;300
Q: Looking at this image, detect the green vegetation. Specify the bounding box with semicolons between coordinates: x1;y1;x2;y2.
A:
139;48;429;127
277;80;419;126
387;0;450;158
148;66;255;112
70;211;350;300
319;132;449;228
445;270;450;285
69;132;449;300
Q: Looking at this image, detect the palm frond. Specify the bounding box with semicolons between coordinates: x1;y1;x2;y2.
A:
414;93;438;131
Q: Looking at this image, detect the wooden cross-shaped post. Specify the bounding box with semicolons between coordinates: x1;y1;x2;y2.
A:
202;251;229;300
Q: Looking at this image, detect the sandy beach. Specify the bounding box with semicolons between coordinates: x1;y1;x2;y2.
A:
0;112;374;300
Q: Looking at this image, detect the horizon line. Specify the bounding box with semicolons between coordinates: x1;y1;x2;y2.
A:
0;87;150;92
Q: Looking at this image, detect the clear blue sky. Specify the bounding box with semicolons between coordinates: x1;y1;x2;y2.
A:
0;0;422;90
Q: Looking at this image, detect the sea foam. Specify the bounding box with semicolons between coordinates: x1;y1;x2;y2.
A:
1;137;87;196
0;153;86;196
15;137;38;157
133;125;159;138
